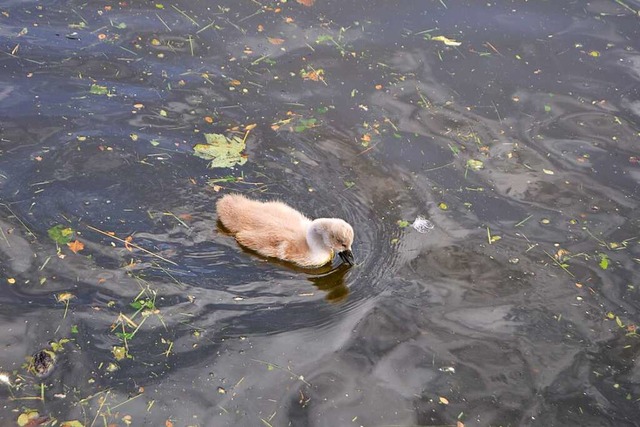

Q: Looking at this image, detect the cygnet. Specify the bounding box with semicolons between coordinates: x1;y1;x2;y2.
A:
216;194;355;267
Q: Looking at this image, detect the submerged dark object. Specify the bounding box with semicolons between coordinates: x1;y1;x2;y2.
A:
31;349;56;378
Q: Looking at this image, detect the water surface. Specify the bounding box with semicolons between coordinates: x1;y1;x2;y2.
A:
1;0;639;426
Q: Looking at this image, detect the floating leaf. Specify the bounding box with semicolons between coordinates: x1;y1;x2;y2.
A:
56;292;75;303
193;133;248;168
61;420;85;427
300;68;325;82
397;220;410;228
268;37;285;45
48;225;74;245
89;84;109;95
293;118;317;132
542;169;555;175
17;411;40;427
438;202;448;210
296;0;315;6
316;35;333;44
544;104;551;112
50;338;70;353
431;35;461;46
67;240;85;254
439;396;450;404
466;159;484;171
112;346;128;361
598;253;609;270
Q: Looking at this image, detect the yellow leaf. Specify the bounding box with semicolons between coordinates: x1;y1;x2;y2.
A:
112;346;127;361
17;411;40;427
431;35;462;46
439;396;449;405
193;133;248;168
7;278;15;284
56;292;75;303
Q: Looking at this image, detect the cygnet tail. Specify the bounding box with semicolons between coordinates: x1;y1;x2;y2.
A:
216;194;251;234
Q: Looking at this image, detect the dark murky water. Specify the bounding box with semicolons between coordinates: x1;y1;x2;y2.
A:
1;0;639;426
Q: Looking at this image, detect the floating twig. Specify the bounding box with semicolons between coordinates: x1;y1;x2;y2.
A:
85;224;178;266
171;5;199;26
543;250;575;277
156;13;172;32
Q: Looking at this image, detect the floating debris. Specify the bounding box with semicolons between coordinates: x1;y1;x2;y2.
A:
431;35;461;46
412;216;434;233
30;349;56;378
0;372;11;386
193;133;248;169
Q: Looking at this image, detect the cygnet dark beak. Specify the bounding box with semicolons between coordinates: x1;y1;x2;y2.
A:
338;249;355;266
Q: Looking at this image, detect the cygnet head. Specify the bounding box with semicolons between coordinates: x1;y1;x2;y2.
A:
311;218;355;265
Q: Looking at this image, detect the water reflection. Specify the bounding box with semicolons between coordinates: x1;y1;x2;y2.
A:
218;217;352;302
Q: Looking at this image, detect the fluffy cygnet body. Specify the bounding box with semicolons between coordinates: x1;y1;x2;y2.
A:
216;194;355;267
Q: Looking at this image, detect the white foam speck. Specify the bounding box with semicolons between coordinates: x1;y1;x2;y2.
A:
412;216;434;233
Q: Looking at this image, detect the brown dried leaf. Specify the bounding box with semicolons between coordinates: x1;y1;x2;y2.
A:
268;37;285;45
67;240;85;254
124;236;133;252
